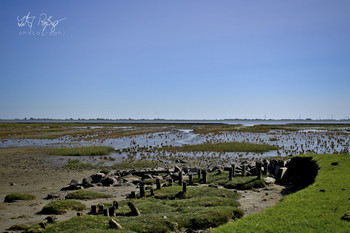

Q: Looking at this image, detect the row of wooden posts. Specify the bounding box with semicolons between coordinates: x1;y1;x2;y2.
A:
90;200;140;217
89;162;267;218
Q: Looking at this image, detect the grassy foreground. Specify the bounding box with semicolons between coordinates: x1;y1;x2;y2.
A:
50;146;114;156
165;141;277;153
214;154;350;233
37;186;242;233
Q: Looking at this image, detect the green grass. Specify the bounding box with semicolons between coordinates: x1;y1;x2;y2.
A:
63;159;97;170
50;146;114;156
41;200;86;215
4;193;36;202
65;190;113;200
164;141;277;153
214;154;350;233
41;186;243;233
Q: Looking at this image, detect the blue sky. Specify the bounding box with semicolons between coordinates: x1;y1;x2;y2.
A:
1;0;349;119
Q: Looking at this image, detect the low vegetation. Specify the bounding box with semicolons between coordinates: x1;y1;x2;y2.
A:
65;190;113;200
4;193;36;202
63;159;97;170
50;146;114;156
164;141;278;153
41;200;86;215
39;186;243;233
214;154;350;233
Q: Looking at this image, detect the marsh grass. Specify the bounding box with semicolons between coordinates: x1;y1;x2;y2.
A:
65;190;113;200
41;200;86;215
4;193;36;202
50;146;114;156
41;186;243;233
164;141;277;153
214;154;350;233
63;159;97;170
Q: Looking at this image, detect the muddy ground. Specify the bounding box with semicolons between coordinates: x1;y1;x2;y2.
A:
0;147;284;232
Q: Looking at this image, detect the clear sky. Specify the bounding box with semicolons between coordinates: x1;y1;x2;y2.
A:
1;0;349;120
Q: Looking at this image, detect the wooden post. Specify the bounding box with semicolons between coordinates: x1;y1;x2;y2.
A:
182;182;187;193
98;204;104;213
256;162;262;179
232;164;236;177
91;205;97;214
242;165;246;177
178;171;183;186
202;171;207;184
229;167;233;181
150;188;154;196
103;209;109;216
168;179;173;186
113;201;119;209
189;173;193;185
156;179;161;190
129;191;136;199
263;161;269;176
198;169;201;180
108;207;115;217
140;184;145;198
109;219;123;229
127;201;141;216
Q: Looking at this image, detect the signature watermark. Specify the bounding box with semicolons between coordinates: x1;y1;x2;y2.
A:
17;12;67;36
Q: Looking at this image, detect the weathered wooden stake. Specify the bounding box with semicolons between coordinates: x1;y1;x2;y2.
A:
182;182;187;193
103;209;109;216
150;188;154;196
91;205;97;214
98;204;104;213
242;165;246;177
229;167;233;181
156;179;161;189
127;201;141;216
109;219;123;229
198;169;201;180
140;184;145;198
263;161;269;176
178;171;183;185
168;179;173;186
232;164;236;177
113;201;119;209
202;171;207;184
189;173;193;185
108;207;115;217
256;162;262;179
129;191;136;199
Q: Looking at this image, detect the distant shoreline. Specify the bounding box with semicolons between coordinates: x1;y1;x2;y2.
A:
1;119;350;126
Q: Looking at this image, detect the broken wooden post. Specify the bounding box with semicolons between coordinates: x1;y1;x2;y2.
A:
178;171;183;185
256;161;262;179
129;191;136;199
198;169;201;180
91;205;97;214
189;173;193;185
156;178;161;190
263;161;269;175
108;207;115;217
98;204;104;213
127;201;141;216
109;219;123;229
229;167;233;181
168;179;173;186
150;188;154;196
242;165;246;177
113;201;119;209
104;209;109;216
182;182;187;193
202;170;207;184
232;164;236;177
140;184;145;198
